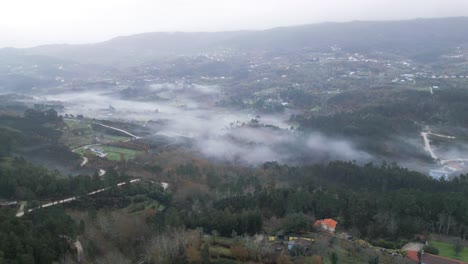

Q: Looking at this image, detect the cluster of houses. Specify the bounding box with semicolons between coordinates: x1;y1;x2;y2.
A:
269;218;338;253
283;218;337;253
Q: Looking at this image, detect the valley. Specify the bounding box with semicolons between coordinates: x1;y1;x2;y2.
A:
1;17;468;264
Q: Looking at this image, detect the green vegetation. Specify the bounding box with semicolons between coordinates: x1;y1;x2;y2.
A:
3;18;468;263
62;119;131;150
410;87;432;92
64;119;90;130
61;118;140;162
0;157;131;200
294;88;468;158
423;244;439;255
0;110;81;168
1;107;468;263
430;240;468;261
101;145;141;161
0;207;78;263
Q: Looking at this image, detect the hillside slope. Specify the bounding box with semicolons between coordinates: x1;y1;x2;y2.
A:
2;17;468;66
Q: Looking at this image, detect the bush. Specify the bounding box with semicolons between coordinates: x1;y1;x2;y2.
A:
132;195;146;203
128;203;146;213
373;239;397;249
423;244;439;255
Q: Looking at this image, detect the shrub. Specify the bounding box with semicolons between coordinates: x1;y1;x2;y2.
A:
423;244;439;255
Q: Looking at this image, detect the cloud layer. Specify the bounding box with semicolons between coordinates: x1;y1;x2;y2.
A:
40;87;371;166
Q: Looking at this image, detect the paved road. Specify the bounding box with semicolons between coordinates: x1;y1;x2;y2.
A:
94;123;141;139
16;179;141;217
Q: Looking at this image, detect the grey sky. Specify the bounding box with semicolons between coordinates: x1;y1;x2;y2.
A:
1;0;468;48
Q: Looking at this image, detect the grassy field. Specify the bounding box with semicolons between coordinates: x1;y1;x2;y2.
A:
74;145;141;161
62;120;95;149
103;135;130;142
64;137;95;150
209;246;233;259
412;87;432;92
64;119;91;130
62;131;130;150
100;146;141;161
431;240;468;261
62;119;133;154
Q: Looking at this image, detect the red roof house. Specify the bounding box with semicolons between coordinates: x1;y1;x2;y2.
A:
314;219;338;233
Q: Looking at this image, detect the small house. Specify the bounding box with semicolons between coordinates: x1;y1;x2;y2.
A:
314;219;338;233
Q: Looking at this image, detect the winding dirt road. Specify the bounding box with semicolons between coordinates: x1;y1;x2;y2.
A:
421;132;439;160
80;157;88;167
421;130;468;165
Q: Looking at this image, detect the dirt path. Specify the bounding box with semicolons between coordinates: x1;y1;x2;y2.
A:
402;242;424;251
15;201;27;217
80;157;88;167
74;240;83;262
421;130;468;165
421;132;439;160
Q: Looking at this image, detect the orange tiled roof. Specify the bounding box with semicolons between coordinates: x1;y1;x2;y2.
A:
314;219;337;228
323;219;337;228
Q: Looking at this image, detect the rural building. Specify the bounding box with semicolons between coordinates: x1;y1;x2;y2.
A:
90;147;107;158
314;219;338;233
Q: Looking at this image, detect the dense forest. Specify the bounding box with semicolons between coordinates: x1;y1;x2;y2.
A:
0;207;78;264
291;88;468;159
0;97;467;263
152;161;468;242
2;155;467;262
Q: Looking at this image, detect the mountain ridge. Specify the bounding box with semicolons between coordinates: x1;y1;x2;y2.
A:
3;16;468;67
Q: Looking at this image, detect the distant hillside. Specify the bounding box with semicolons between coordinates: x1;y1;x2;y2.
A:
4;17;468;67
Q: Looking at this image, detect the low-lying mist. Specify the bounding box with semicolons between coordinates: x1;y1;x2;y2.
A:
37;85;373;166
196;127;372;165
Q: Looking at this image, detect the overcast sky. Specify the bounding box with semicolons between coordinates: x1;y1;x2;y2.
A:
1;0;468;48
